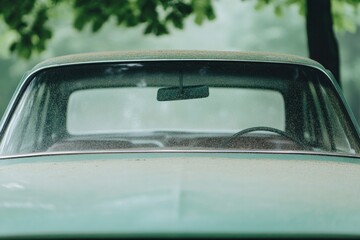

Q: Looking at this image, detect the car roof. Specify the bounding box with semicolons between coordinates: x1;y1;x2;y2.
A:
31;50;325;73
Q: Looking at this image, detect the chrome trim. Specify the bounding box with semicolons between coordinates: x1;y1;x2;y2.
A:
1;149;360;160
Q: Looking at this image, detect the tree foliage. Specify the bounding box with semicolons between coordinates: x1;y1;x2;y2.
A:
0;0;215;59
252;0;360;32
0;0;359;59
0;0;52;58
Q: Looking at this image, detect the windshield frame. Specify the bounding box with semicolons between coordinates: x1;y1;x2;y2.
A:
1;59;359;159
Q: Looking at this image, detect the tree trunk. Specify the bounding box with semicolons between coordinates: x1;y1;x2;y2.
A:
306;0;340;86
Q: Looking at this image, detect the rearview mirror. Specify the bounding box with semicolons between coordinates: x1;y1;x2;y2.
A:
157;85;209;101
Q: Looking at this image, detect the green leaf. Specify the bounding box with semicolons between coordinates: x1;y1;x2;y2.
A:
191;0;215;25
9;42;17;53
144;23;153;34
274;5;283;16
74;13;88;30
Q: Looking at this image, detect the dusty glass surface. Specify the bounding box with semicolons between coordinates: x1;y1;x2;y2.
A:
67;88;285;134
0;61;359;156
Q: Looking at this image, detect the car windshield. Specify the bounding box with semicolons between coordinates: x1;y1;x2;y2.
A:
0;61;359;156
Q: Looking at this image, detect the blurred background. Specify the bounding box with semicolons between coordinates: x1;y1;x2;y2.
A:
0;1;359;123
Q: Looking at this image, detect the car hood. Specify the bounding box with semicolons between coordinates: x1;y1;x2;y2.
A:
1;152;360;237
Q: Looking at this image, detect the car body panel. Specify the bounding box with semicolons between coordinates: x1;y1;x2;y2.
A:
1;153;360;237
2;51;360;238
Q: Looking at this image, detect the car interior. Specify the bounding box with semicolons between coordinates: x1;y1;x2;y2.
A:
1;61;359;156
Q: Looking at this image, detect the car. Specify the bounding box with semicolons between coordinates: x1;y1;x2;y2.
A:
1;50;360;239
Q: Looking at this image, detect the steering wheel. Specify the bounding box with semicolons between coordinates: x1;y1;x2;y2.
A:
224;126;308;149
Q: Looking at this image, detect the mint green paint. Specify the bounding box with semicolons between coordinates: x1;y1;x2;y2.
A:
1;152;360;237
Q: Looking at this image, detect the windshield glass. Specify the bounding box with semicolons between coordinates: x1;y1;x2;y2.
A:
67;88;285;134
1;61;359;156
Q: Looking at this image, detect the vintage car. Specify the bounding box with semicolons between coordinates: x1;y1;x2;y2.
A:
1;50;360;238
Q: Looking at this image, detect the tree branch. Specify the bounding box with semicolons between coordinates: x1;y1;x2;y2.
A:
306;0;340;85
